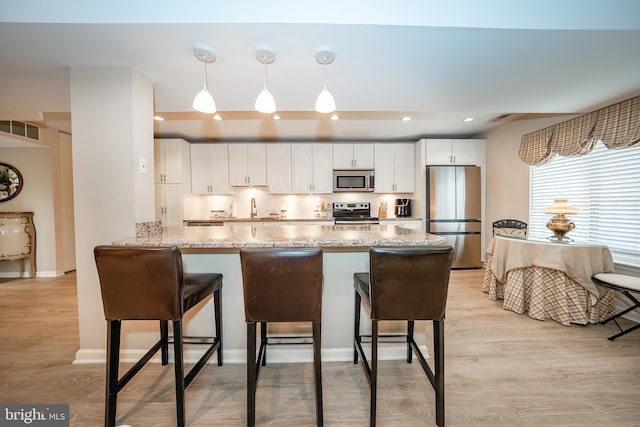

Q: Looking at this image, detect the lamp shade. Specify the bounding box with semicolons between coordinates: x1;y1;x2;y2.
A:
542;199;581;215
192;88;216;114
254;86;276;114
315;85;336;113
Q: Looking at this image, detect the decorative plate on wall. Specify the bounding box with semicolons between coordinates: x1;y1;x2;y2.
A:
0;162;23;202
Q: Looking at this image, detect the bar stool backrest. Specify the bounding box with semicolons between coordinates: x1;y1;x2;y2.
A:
240;248;323;323
369;246;454;321
94;245;184;321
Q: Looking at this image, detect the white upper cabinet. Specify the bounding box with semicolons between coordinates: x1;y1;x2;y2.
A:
266;144;292;194
424;139;481;165
374;143;415;193
291;143;333;194
228;143;267;186
190;143;230;194
332;143;374;169
154;138;187;183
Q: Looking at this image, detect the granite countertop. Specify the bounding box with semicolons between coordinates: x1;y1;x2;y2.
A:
183;217;422;224
184;217;335;224
115;224;446;250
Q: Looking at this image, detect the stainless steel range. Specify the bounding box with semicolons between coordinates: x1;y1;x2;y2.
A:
332;202;380;225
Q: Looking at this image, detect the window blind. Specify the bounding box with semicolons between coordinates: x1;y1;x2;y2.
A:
529;141;640;266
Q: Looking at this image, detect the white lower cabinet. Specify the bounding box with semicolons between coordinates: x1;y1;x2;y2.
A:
155;183;183;226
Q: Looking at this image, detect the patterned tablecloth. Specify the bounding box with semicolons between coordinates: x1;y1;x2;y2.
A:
482;236;615;326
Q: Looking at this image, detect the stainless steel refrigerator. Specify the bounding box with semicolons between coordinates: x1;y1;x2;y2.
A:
426;166;482;268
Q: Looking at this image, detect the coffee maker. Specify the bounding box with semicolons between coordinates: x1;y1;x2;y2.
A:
395;198;412;217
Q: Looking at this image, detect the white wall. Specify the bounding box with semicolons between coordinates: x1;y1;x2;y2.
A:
70;66;154;353
484;114;578;245
0;134;61;277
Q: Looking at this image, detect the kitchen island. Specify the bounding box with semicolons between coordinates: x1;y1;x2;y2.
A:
113;224;446;363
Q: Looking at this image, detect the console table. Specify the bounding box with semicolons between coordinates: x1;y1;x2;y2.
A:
0;211;36;278
482;236;615;325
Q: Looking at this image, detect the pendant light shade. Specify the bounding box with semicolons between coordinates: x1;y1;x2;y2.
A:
315;49;336;113
255;86;276;114
315;85;336;113
192;47;216;114
255;48;277;114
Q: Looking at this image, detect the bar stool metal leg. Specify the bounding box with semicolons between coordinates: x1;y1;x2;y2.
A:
214;288;223;366
370;320;378;427
105;320;121;427
434;320;445;427
354;291;361;364
407;320;415;363
247;322;257;427
173;320;186;427
160;320;169;365
313;321;323;427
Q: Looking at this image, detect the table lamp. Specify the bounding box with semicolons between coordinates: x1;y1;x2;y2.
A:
542;199;581;241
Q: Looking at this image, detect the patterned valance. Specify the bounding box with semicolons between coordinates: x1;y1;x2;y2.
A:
519;95;640;165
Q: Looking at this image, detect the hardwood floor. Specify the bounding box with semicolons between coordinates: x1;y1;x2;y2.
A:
0;270;638;426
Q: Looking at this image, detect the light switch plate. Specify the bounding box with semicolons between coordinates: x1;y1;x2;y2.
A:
138;157;148;174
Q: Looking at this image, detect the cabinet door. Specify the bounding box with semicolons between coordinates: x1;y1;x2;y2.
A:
311;144;333;193
209;144;230;194
332;144;354;169
247;144;267;185
155;183;183;226
154;139;183;183
451;139;478;165
291;144;313;193
353;144;374;169
229;144;267;186
267;144;291;193
393;143;415;192
425;139;453;165
374;144;394;193
190;144;229;194
190;144;212;194
228;144;248;185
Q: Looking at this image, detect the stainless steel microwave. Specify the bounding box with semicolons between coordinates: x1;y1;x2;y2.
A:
333;169;375;192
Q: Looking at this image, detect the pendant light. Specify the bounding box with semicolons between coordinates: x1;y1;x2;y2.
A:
315;48;336;113
192;46;217;114
254;48;276;114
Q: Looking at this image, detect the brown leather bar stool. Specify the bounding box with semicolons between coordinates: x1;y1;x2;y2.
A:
94;245;223;427
353;246;454;427
239;248;324;427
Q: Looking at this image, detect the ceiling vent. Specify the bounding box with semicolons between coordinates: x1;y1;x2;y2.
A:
0;120;40;141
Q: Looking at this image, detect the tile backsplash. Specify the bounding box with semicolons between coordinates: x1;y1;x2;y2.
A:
184;188;416;220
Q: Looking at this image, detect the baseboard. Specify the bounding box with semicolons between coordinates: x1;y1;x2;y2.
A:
73;344;430;365
0;271;60;279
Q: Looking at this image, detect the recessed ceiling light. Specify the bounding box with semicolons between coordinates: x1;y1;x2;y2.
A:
272;114;281;120
463;117;474;122
401;116;411;122
213;114;222;121
330;114;339;120
153;115;164;121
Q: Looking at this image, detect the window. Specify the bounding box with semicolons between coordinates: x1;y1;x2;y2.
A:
529;141;640;266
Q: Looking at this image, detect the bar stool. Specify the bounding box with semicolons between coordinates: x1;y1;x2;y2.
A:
353;246;454;427
239;248;324;427
94;245;223;427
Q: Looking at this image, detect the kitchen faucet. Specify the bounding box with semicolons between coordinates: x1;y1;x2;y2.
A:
251;197;258;218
